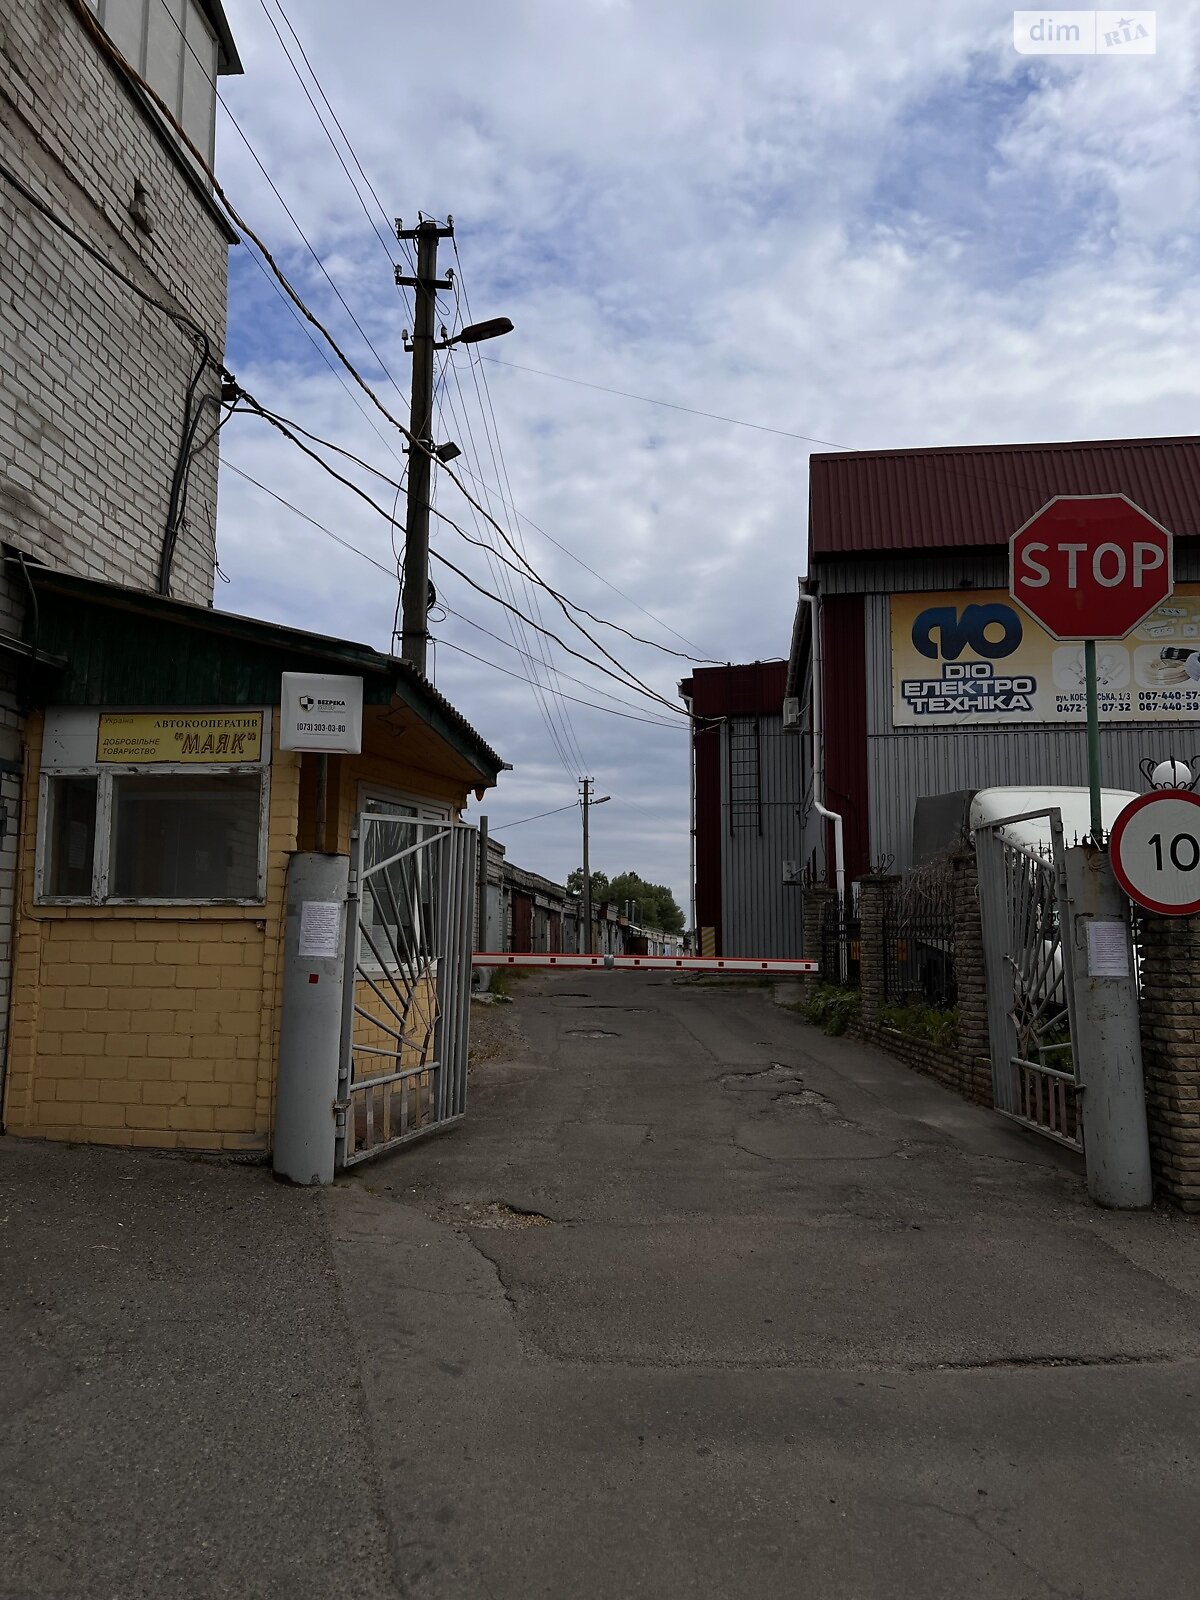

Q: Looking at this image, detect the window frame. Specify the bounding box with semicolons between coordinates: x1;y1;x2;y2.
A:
35;762;271;908
355;786;453;976
358;782;453;824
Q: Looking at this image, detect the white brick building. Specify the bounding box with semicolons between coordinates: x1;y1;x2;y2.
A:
0;0;241;1096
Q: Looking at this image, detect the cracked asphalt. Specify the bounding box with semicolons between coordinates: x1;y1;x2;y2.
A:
3;969;1199;1597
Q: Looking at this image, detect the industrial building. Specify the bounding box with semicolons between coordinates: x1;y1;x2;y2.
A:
787;436;1200;887
680;662;804;959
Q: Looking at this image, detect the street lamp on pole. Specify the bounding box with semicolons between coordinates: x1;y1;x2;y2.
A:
396;215;513;675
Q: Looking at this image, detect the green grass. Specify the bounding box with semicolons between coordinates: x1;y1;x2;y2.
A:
803;984;862;1036
880;1001;959;1048
484;965;536;1001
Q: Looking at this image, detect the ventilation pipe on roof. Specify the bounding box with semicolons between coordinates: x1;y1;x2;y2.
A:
796;582;846;902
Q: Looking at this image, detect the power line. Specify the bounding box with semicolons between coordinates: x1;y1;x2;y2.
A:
229;388;697;710
222;460;395;575
450;245;591;774
220;453;686;724
70;0;1058;634
447;452;708;656
141;0;406;404
435;640;684;728
6;136;689;663
439;602;685;719
0;157;205;342
480;356;855;449
490;803;581;832
252;0;401;273
261;0;414;296
439;360;582;778
438;349;588;774
237;243;408;473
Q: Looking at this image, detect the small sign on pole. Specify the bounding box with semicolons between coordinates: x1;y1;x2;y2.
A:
280;673;364;754
1110;789;1200;916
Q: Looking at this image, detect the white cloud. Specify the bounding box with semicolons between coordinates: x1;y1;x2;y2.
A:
211;0;1200;920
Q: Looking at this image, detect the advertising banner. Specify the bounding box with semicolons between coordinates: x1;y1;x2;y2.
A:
97;711;264;763
891;587;1200;728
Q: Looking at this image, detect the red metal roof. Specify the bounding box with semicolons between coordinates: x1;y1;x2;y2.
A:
679;661;788;718
809;436;1200;558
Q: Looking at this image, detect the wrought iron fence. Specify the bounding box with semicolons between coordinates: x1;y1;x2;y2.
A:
821;890;861;987
883;862;957;1010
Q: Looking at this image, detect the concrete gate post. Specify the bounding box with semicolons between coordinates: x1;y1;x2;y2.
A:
857;874;898;1025
1063;845;1152;1210
273;852;350;1186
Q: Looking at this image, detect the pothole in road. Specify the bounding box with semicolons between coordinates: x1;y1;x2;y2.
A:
774;1089;835;1111
719;1062;803;1091
719;1064;854;1124
439;1200;554;1230
565;1027;620;1038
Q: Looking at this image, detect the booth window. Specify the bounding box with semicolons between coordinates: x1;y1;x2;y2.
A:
39;769;267;904
359;793;450;970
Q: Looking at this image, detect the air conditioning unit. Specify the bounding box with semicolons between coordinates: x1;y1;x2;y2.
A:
782;696;800;731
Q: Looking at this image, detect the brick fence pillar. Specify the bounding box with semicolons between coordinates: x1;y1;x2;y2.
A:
857;874;898;1025
951;846;992;1105
1138;913;1200;1212
802;886;835;983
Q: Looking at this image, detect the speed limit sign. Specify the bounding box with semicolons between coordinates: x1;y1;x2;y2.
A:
1111;790;1200;916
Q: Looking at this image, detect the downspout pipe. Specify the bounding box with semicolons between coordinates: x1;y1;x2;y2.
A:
795;583;846;901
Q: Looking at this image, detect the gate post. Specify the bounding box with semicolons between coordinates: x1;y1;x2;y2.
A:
1064;845;1152;1209
950;846;992;1106
273;852;350;1186
857;874;897;1025
802;886;834;983
1137;911;1200;1212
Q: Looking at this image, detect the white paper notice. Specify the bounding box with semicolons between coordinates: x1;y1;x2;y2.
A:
1087;920;1131;979
299;900;340;959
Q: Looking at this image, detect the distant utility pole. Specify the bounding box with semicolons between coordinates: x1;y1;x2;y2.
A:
578;778;610;954
580;777;592;955
396;217;454;675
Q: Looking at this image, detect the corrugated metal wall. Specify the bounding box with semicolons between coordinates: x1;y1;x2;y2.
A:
802;549;1200;879
719;714;804;957
861;577;1200;872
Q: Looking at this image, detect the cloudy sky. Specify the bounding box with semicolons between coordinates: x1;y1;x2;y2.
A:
211;1;1200;916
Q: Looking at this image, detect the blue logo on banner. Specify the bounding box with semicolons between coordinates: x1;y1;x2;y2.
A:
904;601;1034;716
911;602;1023;662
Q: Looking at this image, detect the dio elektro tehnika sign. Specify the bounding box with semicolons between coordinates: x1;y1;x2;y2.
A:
890;586;1200;728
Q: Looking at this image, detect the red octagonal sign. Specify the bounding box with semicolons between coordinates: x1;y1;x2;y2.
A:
1009;494;1173;641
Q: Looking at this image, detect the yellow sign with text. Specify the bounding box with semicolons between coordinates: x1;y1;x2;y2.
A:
891;588;1200;727
97;712;264;764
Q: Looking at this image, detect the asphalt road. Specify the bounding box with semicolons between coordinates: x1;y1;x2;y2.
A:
3;970;1198;1598
334;970;1200;1600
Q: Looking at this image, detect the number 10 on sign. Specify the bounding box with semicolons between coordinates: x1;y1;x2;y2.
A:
1111;790;1200;917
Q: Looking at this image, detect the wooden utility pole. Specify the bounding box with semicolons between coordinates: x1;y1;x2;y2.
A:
396;218;454;675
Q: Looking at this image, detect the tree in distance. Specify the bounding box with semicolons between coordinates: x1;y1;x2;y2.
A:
566;867;685;935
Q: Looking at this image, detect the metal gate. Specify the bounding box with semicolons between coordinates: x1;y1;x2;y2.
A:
336;812;478;1168
975;808;1082;1150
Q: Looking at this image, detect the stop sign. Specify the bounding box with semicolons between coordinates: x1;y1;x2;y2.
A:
1009;494;1173;640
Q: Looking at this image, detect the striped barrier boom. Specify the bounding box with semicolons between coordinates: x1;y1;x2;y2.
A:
472;952;818;974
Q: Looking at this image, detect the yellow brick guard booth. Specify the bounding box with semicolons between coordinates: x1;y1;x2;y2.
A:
0;570;504;1154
